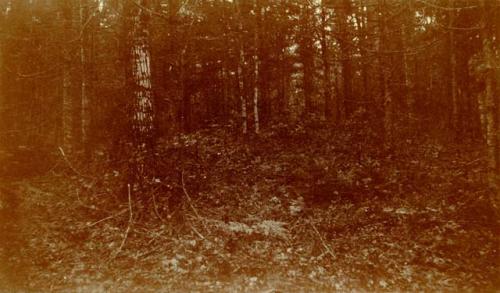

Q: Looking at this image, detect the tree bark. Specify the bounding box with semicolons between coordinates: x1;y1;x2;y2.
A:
300;3;314;114
79;0;90;152
356;0;370;110
180;49;191;132
448;0;458;137
337;0;352;120
236;0;248;135
320;5;334;122
60;0;73;152
402;0;415;127
126;0;155;181
253;0;261;134
0;21;3;135
378;0;392;142
480;0;499;208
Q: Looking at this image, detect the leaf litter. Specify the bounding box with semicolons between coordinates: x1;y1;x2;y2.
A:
1;125;499;292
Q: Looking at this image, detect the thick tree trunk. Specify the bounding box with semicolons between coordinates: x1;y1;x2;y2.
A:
131;43;154;138
480;0;499;208
126;0;155;182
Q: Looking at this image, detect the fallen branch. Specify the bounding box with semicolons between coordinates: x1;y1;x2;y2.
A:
181;170;210;235
190;224;206;240
87;209;127;227
112;184;134;259
58;147;94;180
308;217;336;259
152;187;166;223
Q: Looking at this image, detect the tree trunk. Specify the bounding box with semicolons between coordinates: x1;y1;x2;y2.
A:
402;0;415;127
221;65;228;123
357;0;370;110
180;50;191;132
0;24;3;135
448;0;458;137
338;0;352;119
79;0;90;152
238;49;248;135
320;5;334;122
126;0;155;181
300;4;314;115
236;0;247;135
480;0;499;208
253;0;261;134
60;0;73;152
378;0;392;142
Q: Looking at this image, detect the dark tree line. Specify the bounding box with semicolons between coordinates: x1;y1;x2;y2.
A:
0;0;498;205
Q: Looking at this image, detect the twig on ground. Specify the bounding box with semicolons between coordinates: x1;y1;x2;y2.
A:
58;147;94;180
87;209;127;227
463;158;483;166
181;170;210;235
181;170;201;219
190;223;206;240
112;184;134;259
152;189;166;222
308;217;336;259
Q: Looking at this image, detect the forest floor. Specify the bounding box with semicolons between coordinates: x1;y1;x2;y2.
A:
1;123;499;292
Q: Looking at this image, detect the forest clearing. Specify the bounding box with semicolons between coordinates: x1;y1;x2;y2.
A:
0;0;499;292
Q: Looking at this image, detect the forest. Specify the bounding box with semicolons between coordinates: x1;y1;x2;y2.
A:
0;0;499;292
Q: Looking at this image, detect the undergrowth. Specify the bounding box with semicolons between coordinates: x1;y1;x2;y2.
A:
1;120;499;292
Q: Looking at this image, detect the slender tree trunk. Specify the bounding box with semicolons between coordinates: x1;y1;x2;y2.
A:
180;49;191;132
448;0;458;137
221;65;228;122
357;0;370;108
61;0;73;152
236;0;247;135
320;5;333;122
0;28;3;134
253;54;260;134
402;0;415;127
300;4;314;114
0;5;5;136
238;49;248;135
79;0;90;151
478;90;487;141
378;0;392;142
338;0;352;119
253;0;261;134
279;47;288;116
